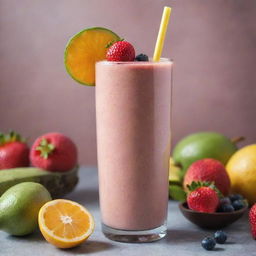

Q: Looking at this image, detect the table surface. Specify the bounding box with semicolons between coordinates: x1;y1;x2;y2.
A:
1;166;254;256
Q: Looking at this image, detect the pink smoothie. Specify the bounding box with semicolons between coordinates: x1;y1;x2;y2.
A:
96;60;172;231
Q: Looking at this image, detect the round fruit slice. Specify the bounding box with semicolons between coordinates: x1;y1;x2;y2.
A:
64;27;120;86
38;199;95;248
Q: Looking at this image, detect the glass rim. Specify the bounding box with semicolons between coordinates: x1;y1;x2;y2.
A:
96;58;173;65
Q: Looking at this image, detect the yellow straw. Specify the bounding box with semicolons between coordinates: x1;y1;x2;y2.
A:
153;6;172;62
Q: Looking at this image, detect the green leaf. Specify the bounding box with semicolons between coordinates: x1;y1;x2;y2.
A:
105;38;124;48
36;138;55;159
169;180;182;186
0;133;4;145
40;138;48;146
0;131;26;145
186;180;223;198
48;144;55;151
169;185;187;202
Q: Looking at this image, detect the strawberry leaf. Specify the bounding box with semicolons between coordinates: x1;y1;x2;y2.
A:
36;138;55;159
187;181;223;198
208;183;223;198
0;131;26;146
105;38;124;48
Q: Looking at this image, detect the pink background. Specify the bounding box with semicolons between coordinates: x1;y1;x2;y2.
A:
0;0;255;165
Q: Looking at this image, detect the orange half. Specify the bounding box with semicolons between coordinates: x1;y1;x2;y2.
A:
38;199;95;248
64;27;120;86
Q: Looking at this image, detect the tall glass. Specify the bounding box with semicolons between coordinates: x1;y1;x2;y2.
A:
95;59;172;242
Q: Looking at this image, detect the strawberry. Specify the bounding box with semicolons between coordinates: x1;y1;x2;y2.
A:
249;204;256;239
30;132;77;172
0;131;29;170
184;158;231;196
187;181;220;213
106;40;135;61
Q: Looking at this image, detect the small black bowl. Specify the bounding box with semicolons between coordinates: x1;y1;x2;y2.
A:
179;202;247;229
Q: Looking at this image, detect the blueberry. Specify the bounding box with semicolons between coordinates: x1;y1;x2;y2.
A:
214;230;227;244
135;54;149;61
232;199;245;210
220;197;231;205
201;237;216;251
229;194;243;202
217;204;234;212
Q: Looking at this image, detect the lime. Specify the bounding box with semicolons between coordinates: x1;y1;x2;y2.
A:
0;182;52;236
64;27;120;86
173;132;238;176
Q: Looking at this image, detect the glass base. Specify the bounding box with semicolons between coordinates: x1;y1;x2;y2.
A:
102;223;167;243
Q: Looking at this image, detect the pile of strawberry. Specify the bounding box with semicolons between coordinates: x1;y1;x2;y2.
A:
184;159;247;213
0;131;77;172
186;181;247;213
184;158;256;242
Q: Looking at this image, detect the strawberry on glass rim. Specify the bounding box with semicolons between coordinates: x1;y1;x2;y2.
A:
106;40;135;62
64;26;145;85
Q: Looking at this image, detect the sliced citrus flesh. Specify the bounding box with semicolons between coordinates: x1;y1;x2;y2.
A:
64;27;120;86
38;199;95;248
